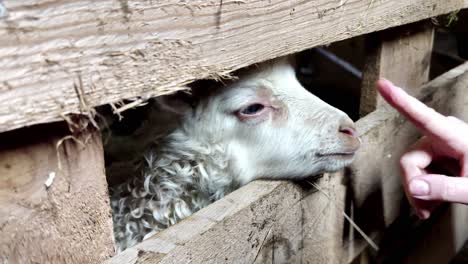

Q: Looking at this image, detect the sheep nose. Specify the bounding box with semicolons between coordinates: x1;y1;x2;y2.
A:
338;119;357;138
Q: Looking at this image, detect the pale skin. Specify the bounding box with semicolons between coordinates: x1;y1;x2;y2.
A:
377;79;468;219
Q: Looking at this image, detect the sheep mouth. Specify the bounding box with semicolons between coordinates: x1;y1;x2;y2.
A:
315;152;356;158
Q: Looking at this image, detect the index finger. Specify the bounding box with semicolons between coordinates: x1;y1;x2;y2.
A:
377;79;450;139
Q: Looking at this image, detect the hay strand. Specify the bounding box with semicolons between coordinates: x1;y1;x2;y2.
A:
307;180;379;251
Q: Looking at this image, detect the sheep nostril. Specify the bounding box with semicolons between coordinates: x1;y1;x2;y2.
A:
339;126;357;137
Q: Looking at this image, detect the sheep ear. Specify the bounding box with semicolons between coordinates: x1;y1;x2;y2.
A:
156;91;195;115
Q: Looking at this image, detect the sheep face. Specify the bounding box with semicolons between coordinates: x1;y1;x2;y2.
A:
169;58;360;185
109;57;361;251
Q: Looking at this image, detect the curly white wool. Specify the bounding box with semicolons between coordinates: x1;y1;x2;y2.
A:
110;130;235;252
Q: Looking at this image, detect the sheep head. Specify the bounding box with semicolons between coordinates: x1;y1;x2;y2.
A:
158;57;360;186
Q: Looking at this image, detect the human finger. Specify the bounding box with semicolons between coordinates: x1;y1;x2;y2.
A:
399;137;434;184
408;174;468;204
377;79;451;140
444;116;468;176
399;137;435;217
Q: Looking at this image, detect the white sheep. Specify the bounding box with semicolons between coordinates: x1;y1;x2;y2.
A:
109;57;360;252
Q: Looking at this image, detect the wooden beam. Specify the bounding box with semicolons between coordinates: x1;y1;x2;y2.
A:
360;21;435;116
0;121;114;263
0;1;466;133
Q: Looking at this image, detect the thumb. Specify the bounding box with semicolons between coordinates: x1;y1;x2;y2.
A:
408;175;468;204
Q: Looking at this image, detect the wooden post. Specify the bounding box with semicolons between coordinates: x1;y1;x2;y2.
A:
0;120;115;264
301;173;347;263
360;21;434;116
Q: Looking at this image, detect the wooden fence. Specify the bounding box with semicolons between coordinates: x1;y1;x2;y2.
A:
1;1;467;263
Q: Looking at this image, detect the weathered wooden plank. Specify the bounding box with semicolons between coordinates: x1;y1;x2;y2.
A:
105;180;304;264
360;21;435;116
302;173;347;263
105;172;348;264
0;0;466;133
347;62;468;262
0;121;114;264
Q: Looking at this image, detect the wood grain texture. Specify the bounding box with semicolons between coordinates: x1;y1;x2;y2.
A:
302;173;347;264
0;122;114;264
360;21;435;116
0;0;466;133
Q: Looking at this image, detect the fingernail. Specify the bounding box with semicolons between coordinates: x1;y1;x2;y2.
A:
409;180;430;196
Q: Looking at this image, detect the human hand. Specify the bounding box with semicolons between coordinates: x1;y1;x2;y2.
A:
377;79;468;219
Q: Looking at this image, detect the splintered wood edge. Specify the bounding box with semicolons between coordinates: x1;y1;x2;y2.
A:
0;0;467;133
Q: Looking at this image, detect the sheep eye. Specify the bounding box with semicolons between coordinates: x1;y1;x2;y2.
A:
240;104;265;115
